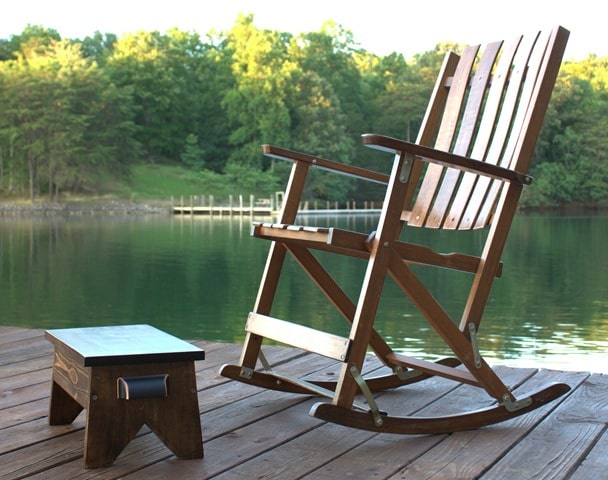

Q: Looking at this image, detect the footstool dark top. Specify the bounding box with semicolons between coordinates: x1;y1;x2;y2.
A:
45;324;205;366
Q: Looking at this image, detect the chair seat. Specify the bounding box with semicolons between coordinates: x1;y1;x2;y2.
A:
252;222;501;275
252;222;371;258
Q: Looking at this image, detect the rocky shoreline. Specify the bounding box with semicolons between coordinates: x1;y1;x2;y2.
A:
0;201;172;216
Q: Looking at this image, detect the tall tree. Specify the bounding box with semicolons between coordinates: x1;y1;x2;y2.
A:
162;28;234;172
0;33;139;199
222;14;293;170
107;31;178;162
79;31;118;65
298;23;367;158
528;58;608;207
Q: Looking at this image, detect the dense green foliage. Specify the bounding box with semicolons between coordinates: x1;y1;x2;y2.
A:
1;17;607;206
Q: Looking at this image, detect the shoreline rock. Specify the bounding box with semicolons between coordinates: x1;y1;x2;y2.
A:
0;201;171;216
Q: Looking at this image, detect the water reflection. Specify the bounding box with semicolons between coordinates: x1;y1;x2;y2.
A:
1;212;606;373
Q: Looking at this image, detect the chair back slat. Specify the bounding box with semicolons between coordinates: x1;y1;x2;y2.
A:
400;52;460;219
408;45;479;227
443;36;521;229
459;32;537;229
425;41;502;228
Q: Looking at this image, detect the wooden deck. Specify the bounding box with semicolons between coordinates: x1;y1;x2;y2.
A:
1;326;606;479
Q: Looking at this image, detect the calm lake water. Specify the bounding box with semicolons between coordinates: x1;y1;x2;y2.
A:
1;212;606;373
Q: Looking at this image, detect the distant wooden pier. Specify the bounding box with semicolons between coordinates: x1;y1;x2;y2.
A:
172;194;382;216
1;325;606;479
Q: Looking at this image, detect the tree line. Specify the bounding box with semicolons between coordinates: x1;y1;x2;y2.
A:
1;16;607;207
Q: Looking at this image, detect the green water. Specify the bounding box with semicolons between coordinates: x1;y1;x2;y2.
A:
1;212;606;373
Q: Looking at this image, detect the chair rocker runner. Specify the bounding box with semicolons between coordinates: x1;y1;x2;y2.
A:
220;26;571;434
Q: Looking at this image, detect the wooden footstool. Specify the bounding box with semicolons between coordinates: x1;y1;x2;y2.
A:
45;324;205;468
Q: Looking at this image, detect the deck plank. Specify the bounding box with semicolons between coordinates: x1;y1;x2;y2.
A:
569;428;608;480
481;372;607;480
387;369;590;479
0;397;49;430
0;425;86;480
0;326;605;480
297;367;532;480
0;336;53;368
0;356;53;379
214;372;461;480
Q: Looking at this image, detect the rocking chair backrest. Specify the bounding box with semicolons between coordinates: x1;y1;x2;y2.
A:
405;26;569;230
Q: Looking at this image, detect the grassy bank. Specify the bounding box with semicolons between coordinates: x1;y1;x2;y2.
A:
114;164;235;201
1;163;276;207
0;164;232;214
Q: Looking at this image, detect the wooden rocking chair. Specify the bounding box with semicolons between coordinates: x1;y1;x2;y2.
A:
220;26;571;433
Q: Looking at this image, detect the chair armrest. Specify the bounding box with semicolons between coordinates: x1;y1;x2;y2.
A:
262;144;389;184
361;134;532;185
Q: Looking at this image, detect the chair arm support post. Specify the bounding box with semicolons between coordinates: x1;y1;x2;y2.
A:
361;134;532;186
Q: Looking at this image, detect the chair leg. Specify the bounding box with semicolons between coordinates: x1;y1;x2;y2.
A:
239;242;288;373
333;241;399;409
239;160;311;373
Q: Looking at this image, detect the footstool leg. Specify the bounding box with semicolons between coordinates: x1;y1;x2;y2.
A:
49;381;84;425
84;399;144;469
147;363;203;459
